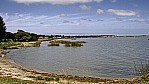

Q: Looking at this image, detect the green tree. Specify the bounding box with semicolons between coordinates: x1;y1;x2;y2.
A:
5;32;15;41
30;33;38;41
15;30;32;42
0;16;6;42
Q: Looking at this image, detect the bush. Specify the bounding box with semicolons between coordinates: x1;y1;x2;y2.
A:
48;43;60;46
50;40;85;48
44;77;54;81
36;76;44;80
55;78;60;81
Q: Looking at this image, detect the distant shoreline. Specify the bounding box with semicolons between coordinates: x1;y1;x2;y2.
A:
46;34;149;39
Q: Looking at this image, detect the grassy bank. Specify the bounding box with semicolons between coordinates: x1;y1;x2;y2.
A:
0;41;42;49
0;77;44;84
0;42;21;49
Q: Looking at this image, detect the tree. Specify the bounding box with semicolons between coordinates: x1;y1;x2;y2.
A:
0;16;6;41
5;32;15;41
15;30;32;42
30;33;38;41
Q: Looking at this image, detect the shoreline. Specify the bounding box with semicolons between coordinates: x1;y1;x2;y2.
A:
7;56;135;80
0;39;147;83
0;49;138;84
0;56;135;83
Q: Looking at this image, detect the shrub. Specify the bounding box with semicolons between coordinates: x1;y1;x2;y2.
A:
36;76;44;80
48;43;59;46
44;77;54;81
55;78;60;81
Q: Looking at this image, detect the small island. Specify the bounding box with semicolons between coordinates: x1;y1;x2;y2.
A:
48;40;86;47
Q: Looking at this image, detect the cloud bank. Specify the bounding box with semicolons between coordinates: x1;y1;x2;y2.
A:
107;9;137;16
97;9;137;16
11;0;103;5
80;5;91;10
1;12;148;35
97;9;104;14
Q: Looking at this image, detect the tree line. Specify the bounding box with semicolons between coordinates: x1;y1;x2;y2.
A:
0;16;41;42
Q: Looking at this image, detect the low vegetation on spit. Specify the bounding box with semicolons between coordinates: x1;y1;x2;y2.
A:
48;40;86;47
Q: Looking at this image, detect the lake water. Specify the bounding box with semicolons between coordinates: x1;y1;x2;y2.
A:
6;37;149;78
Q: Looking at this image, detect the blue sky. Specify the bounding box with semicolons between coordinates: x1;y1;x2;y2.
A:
0;0;149;35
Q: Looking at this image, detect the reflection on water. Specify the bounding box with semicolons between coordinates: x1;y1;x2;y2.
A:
7;37;149;78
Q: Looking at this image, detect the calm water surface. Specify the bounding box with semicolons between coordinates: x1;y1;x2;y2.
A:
7;37;149;78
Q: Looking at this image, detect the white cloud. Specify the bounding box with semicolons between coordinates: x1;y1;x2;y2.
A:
1;13;95;30
59;14;67;17
107;9;137;16
110;0;117;3
97;9;104;14
11;0;103;5
94;0;103;3
128;18;149;24
80;5;91;10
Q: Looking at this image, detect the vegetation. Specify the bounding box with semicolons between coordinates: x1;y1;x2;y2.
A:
64;42;83;47
27;75;59;82
14;30;39;42
0;16;41;43
4;32;15;41
48;43;60;46
15;30;32;42
0;77;44;84
0;42;21;49
0;16;48;49
49;40;86;47
0;16;6;42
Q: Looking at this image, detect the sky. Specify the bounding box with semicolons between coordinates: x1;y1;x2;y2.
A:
0;0;149;35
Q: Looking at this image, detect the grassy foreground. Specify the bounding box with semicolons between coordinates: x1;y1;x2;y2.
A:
0;42;20;49
0;77;44;84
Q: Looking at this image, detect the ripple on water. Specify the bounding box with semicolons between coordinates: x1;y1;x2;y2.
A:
7;37;149;78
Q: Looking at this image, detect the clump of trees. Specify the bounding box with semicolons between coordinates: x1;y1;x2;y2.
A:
14;30;38;42
0;16;38;42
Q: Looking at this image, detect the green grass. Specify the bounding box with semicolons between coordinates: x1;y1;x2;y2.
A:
0;77;45;84
49;40;85;47
0;42;21;49
0;76;59;83
27;75;59;82
44;77;54;81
